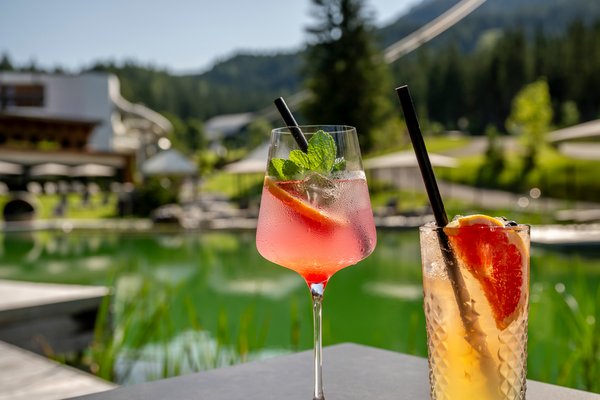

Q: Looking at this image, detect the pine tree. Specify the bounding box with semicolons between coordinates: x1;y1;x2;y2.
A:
0;53;13;71
302;0;392;151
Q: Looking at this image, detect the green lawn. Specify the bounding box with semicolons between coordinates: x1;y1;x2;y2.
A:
204;135;474;201
437;145;600;203
203;135;599;224
0;193;118;220
203;172;263;201
10;137;594;222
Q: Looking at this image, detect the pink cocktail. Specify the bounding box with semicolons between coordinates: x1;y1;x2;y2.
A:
257;177;376;286
255;125;376;400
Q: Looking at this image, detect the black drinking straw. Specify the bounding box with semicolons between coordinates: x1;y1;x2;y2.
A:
273;98;371;257
396;86;448;227
395;85;499;391
274;97;309;153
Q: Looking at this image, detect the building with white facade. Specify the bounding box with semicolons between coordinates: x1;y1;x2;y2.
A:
0;72;172;183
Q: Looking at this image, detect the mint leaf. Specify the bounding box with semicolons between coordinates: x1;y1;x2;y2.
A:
268;130;340;180
306;131;336;173
289;149;311;170
332;157;346;173
268;158;302;180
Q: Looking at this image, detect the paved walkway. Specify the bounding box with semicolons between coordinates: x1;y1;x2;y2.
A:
0;280;114;399
0;340;115;400
0;280;108;314
0;280;109;355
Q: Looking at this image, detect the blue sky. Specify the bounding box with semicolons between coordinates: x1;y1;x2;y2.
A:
0;0;421;74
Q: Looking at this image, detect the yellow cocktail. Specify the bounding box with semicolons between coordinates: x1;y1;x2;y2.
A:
420;215;530;400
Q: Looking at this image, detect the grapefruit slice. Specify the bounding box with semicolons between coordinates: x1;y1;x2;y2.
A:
264;177;346;226
444;214;528;330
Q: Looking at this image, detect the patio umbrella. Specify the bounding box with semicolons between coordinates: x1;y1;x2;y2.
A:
224;159;267;174
0;161;23;175
70;163;115;178
29;163;71;177
141;149;197;176
223;142;269;174
221;143;270;205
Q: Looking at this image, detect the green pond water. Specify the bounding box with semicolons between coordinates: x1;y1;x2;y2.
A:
0;228;598;392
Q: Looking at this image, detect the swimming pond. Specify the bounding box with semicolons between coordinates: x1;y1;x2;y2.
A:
0;228;597;392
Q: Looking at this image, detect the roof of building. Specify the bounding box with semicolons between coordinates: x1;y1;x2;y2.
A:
548;119;600;144
364;151;457;169
204;112;254;141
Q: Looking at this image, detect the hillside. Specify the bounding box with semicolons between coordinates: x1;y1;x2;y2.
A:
379;0;600;50
74;0;600;122
86;52;302;122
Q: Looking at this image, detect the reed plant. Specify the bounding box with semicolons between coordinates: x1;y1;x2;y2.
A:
528;250;600;392
65;230;598;393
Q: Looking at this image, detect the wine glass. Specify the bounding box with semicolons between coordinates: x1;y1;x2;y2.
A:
256;125;377;399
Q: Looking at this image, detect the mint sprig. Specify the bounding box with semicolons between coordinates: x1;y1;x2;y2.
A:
268;130;344;180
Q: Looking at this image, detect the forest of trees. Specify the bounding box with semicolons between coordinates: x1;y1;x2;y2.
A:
393;19;600;134
3;4;600;146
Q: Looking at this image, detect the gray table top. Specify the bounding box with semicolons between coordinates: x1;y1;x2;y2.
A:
68;343;599;400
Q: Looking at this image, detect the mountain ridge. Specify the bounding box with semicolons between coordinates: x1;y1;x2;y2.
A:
81;0;600;122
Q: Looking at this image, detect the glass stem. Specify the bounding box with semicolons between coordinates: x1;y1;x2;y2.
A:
310;283;325;400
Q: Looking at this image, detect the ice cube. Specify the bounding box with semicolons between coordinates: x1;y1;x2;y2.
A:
300;172;339;205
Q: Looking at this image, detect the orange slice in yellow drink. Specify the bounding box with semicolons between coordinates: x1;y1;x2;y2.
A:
444;214;528;330
264;177;346;227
